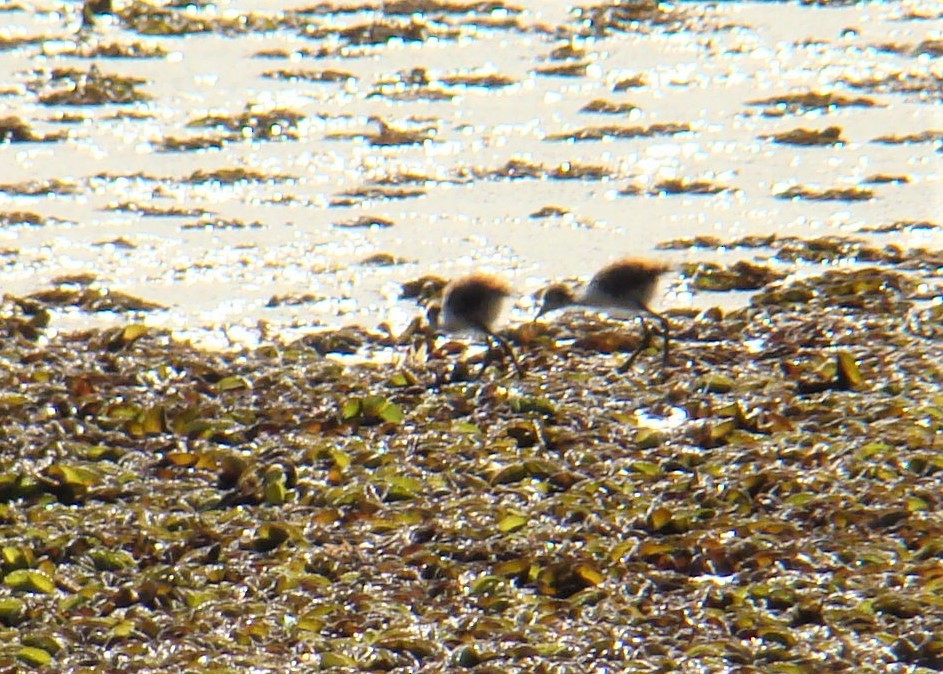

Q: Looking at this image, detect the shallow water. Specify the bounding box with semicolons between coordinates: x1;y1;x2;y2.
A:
1;0;941;346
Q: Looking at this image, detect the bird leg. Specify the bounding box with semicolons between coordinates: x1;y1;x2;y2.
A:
488;330;524;379
470;322;523;379
617;306;671;372
618;316;652;372
646;307;671;368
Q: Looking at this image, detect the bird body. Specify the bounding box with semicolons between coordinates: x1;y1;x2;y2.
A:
537;257;671;369
433;273;522;377
440;273;511;334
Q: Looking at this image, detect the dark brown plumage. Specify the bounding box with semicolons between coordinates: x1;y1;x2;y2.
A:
434;273;522;378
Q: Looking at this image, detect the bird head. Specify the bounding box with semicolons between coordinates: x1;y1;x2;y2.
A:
535;283;576;319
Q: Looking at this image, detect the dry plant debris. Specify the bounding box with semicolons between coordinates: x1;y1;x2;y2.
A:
0;117;66;143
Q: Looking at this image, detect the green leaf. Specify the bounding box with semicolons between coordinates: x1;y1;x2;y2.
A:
497;514;528;533
217;375;250;392
321;652;356;667
4;569;55;594
0;598;25;625
340;399;362;420
630;460;662;478
16;646;52;667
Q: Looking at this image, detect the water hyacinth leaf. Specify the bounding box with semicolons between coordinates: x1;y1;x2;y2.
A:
263;466;288;505
216;375;250;392
574;563;604;586
373;398;404;424
90;549;136;571
321;653;357;667
84;444;125;461
2;546;35;571
5;569;55;594
452;421;482;434
387;370;418;387
373;635;439;658
494;558;531;577
634;429;664;449
836;350;864;389
46;464;101;488
630;460;662;478
16;646;52;667
509;396;556;416
497;513;529;533
702;374;735;393
383;475;423;501
105;323;148;350
251;523;291;552
649;507;673;531
0;597;25;625
341;398;362;420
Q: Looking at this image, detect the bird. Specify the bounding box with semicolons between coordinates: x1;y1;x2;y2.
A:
536;257;671;370
427;273;523;378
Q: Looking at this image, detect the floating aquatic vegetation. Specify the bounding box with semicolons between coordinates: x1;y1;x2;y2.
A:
35;66;152;106
746;91;880;116
545;122;690;142
187;107;304;141
0;179;78;196
438;72;516;88
579;99;639;114
463;158;616;181
180;217;264;230
359;253;409;266
573;0;692;36
0;211;74;227
761;125;845;146
334;215;395;228
649;178;731;195
0;211;43;226
26;286;165;312
621;178;730;196
612;73;647;90
0;34;41;52
330;186;426;207
547;42;588;60
105;201;211;217
153;134;227;152
118;2;291;36
261;69;356;83
266;293;322;307
327;117;434;146
535;62;590;77
300;18;452;46
776;185;873;201
862;174;909;184
0;116;67;142
858;221;938;234
530;205;571;218
872;39;943;57
369;67;455;101
842;71;943;101
872;130;943;144
682;261;786;291
184;168;295;184
67;40;169;59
